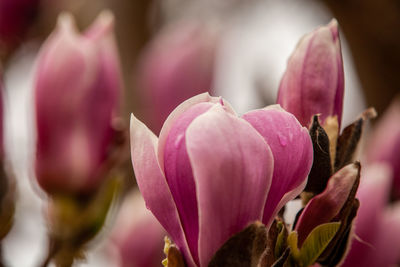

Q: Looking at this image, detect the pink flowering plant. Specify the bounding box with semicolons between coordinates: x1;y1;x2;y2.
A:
128;20;389;267
0;2;397;265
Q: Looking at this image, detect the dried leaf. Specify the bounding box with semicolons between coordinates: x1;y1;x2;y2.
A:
259;220;280;266
323;116;339;168
271;247;290;267
335;108;376;171
166;245;185;267
209;222;268;267
305;116;332;194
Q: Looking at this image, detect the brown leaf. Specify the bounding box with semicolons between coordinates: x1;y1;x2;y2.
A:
335;108;377;172
335;119;363;171
271;247;290;267
208;222;268;267
258;220;289;267
305;116;332;194
167;245;186;267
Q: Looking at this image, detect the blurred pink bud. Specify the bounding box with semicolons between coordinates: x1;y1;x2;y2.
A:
277;19;344;128
366;98;400;198
0;0;39;48
34;12;121;195
111;190;166;267
130;93;313;267
139;21;217;134
342;164;400;267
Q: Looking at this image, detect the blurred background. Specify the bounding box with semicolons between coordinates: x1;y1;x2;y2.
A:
0;0;399;266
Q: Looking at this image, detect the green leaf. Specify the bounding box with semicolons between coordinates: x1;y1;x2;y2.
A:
299;222;341;266
275;221;287;259
287;231;300;261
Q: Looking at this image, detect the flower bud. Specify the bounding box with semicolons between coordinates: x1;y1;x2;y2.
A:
111;190;166;267
139;21;217;134
277;19;344;128
34;12;121;195
366;98;400;198
341;164;400;267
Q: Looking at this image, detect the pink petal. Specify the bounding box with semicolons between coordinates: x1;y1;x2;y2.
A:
373;202;400;266
158;93;235;172
163;101;216;264
130;115;196;267
295;163;359;246
186;105;274;266
329;20;345;126
242;105;313;227
366;99;400;198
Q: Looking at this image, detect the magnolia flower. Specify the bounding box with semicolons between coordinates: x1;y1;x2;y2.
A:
130;93;312;267
365;99;400;198
35;11;121;195
139;21;217;134
111;190;166;267
277;19;344;128
341;164;400;267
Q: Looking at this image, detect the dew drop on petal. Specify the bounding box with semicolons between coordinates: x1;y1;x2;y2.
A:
278;134;288;147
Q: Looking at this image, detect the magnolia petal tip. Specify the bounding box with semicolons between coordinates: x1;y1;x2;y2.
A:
57;12;76;31
95;9;115;32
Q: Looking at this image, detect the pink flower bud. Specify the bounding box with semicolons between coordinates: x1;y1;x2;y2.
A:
34;12;121;195
139;21;217;134
366;98;400;198
277;19;344;128
342;164;400;267
130;93;313;267
111;190;166;267
0;0;39;48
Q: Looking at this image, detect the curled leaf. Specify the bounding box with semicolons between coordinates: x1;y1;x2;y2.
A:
335;108;376;171
305;116;332;195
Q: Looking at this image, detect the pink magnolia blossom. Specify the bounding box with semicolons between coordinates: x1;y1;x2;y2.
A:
34;12;121;195
130;93;312;267
139;21;217;134
111;190;166;267
277;19;344;128
365;99;400;198
341;164;400;267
